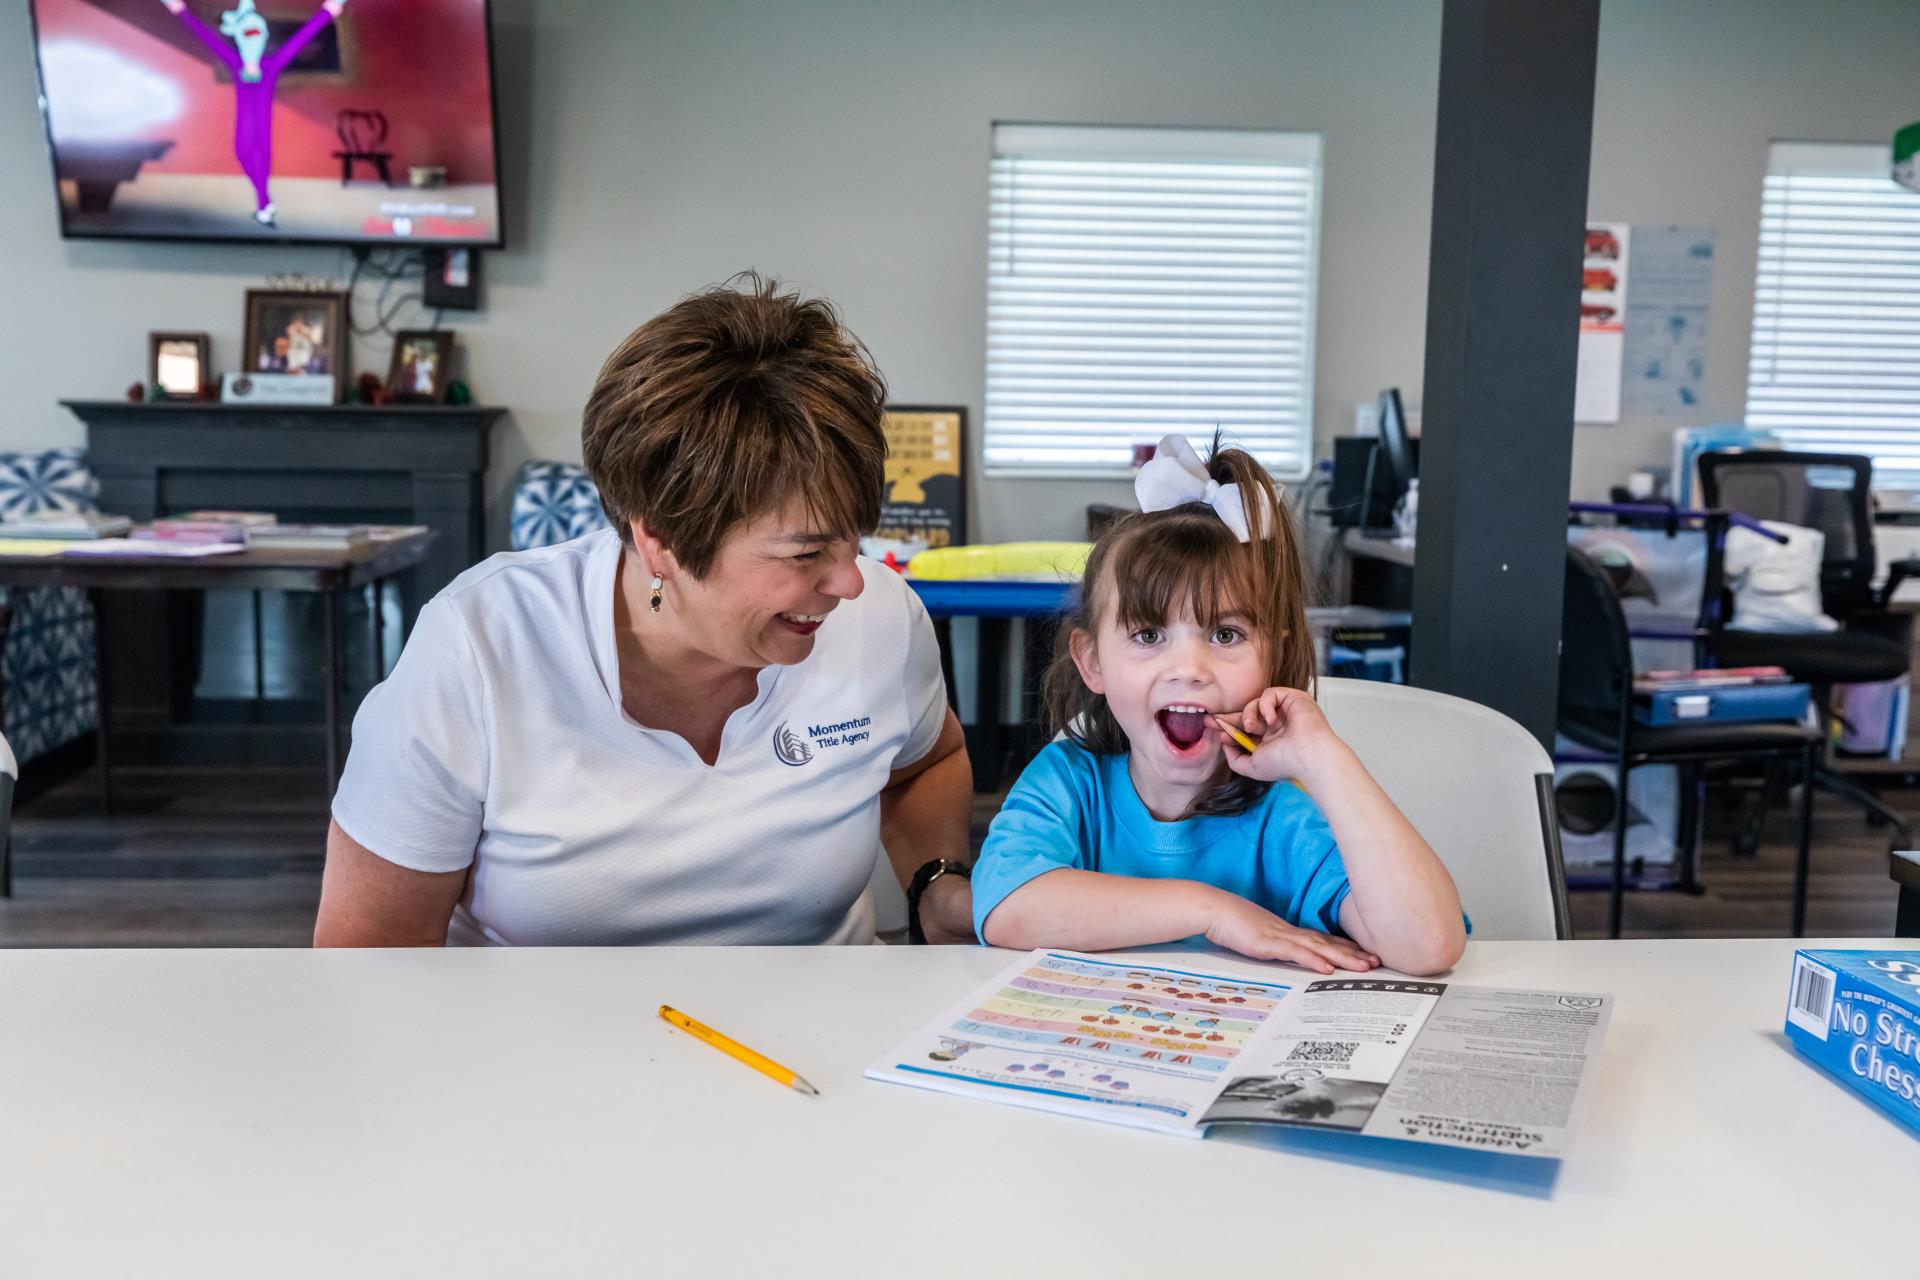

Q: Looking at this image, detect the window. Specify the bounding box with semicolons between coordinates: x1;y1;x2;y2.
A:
1747;141;1920;486
984;124;1322;478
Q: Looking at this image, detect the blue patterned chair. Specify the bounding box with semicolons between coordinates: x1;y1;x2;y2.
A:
0;448;100;766
510;460;611;551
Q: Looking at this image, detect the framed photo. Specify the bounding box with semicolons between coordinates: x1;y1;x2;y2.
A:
242;289;346;389
385;330;454;403
148;331;209;400
877;406;968;548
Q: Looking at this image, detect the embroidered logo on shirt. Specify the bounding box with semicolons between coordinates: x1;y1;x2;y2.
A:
806;715;872;747
773;723;814;766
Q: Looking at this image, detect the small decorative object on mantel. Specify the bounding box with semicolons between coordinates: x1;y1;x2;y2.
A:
386;330;454;403
446;380;472;406
125;381;145;404
219;372;339;406
148;331;210;401
349;371;388;406
242;289;346;401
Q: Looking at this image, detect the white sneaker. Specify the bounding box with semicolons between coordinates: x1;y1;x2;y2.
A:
254;203;276;226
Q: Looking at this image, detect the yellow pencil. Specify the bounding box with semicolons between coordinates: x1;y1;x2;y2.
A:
1212;713;1258;753
658;1004;819;1096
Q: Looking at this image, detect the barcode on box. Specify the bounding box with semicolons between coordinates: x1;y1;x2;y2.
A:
1286;1040;1359;1064
1787;956;1836;1040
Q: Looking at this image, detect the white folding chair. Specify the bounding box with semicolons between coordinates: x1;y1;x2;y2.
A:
1317;677;1571;940
1;728;16;899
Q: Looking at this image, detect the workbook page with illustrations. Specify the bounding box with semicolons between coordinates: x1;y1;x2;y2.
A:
868;950;1612;1159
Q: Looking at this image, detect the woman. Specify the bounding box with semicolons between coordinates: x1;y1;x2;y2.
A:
315;277;976;945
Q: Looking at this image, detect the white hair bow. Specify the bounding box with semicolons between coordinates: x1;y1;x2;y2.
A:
1133;434;1275;543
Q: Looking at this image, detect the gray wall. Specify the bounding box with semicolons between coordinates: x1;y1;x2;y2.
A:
2;0;1915;543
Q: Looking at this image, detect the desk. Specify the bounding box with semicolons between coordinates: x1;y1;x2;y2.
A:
905;576;1076;791
1341;527;1416;609
0;532;433;800
0;938;1908;1277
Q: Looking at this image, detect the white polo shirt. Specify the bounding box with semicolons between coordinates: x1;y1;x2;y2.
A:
331;527;947;946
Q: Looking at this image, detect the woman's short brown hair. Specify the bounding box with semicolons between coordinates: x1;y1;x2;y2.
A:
581;273;889;577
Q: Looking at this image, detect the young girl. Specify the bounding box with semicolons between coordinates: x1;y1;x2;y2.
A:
972;434;1466;976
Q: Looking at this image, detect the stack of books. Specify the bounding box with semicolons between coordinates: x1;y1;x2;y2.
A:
0;510;132;540
132;510;278;545
1632;666;1808;725
245;524;370;552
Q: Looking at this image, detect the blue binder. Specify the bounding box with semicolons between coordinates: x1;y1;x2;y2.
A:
1634;682;1810;725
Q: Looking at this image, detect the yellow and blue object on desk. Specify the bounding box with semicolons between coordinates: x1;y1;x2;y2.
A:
904;541;1091;581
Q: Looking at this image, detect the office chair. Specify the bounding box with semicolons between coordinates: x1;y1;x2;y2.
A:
1698;451;1920;849
1560;546;1821;936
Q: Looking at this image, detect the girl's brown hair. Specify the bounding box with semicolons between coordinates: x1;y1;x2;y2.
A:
1042;435;1312;817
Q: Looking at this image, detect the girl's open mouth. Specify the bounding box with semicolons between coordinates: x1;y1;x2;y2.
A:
1155;705;1213;756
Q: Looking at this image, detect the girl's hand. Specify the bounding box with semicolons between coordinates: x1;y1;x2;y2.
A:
1204;894;1379;973
1221;686;1352;787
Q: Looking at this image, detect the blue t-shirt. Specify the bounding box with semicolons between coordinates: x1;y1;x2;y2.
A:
972;739;1353;943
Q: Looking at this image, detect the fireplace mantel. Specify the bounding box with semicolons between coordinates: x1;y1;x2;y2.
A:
62;400;505;609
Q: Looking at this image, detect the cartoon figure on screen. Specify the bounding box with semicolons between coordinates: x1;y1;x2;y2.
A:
158;0;352;227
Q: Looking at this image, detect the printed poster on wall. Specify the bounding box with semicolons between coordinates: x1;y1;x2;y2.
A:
878;407;967;548
1621;226;1716;416
1576;223;1630;423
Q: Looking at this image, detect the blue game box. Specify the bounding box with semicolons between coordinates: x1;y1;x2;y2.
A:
1785;949;1920;1135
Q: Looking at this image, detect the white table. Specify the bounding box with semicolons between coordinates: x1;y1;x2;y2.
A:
0;939;1911;1279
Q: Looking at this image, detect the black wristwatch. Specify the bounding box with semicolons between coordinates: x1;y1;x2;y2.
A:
906;858;971;945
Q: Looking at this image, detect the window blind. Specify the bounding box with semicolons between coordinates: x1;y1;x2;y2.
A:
985;124;1322;477
1748;141;1920;487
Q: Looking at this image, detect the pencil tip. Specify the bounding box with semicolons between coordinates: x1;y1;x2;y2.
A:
794;1077;821;1096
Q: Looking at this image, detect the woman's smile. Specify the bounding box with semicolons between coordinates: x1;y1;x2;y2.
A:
776;610;830;636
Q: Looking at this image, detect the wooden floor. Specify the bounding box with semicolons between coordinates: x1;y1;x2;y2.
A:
1;764;1912;947
4;768;328;948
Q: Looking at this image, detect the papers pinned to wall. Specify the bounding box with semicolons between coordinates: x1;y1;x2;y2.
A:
1575;223;1630;423
1621;227;1717;417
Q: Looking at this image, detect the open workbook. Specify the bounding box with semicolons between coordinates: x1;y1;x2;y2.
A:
868;950;1612;1159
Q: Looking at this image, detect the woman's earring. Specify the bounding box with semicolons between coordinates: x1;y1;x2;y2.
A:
649;572;664;614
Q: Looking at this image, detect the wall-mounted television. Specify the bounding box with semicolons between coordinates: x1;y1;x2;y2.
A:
26;0;504;247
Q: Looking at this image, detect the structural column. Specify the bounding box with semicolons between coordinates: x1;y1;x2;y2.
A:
1411;0;1601;745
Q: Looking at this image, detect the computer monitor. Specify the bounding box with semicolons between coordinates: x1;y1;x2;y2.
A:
1376;388;1415;497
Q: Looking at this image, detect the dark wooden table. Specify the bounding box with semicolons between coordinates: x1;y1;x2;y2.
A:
0;531;435;804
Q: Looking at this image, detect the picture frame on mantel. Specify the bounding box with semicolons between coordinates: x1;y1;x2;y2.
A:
385;330;454;403
241;289;347;395
147;331;209;399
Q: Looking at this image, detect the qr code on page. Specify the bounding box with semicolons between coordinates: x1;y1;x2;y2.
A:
1286;1040;1358;1064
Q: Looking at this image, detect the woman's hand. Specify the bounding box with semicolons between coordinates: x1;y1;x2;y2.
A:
1203;894;1379;973
917;872;976;944
1220;686;1355;790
